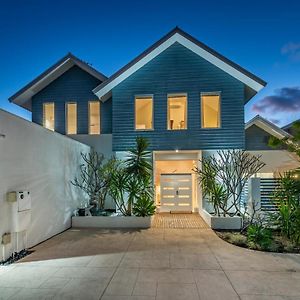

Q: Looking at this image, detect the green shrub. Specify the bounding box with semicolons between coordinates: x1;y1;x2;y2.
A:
230;234;247;247
133;194;156;217
247;224;273;250
271;172;300;244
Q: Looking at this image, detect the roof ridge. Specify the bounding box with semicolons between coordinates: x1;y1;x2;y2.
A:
93;26;266;98
9;53;107;110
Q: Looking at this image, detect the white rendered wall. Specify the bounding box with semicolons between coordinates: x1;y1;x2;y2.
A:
69;134;113;159
0;109;90;261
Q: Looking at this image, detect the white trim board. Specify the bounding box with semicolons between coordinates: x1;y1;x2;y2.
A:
94;32;265;100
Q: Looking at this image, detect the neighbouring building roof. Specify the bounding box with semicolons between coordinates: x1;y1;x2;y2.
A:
245;115;292;139
282;119;300;134
9;53;107;110
93;26;266;102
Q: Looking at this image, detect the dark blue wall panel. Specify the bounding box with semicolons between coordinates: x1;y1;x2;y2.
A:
112;42;245;151
32;66;112;134
245;125;276;150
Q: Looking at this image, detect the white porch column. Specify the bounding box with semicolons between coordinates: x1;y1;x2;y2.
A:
248;178;261;214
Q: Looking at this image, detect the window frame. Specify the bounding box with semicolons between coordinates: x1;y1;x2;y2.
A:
88;100;101;135
43;102;55;131
134;94;154;131
65;102;77;135
167;93;188;130
200;92;221;129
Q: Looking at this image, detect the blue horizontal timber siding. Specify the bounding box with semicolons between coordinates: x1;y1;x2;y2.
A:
112;42;245;151
245;125;277;150
32;66;112;134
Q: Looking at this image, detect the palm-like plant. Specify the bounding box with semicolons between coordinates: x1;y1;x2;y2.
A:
108;137;155;216
133;193;156;217
271;172;300;243
125;137;152;180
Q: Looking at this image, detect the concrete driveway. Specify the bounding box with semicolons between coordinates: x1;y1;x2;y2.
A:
0;227;300;300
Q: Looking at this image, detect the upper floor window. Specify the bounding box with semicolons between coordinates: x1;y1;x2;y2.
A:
167;94;187;130
43;103;55;131
135;96;153;130
201;93;221;128
89;101;100;134
66;102;77;134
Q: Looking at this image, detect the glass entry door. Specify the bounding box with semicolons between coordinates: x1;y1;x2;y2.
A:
160;173;192;212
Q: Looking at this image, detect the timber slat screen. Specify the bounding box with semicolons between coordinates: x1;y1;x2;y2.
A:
241;178;280;212
260;178;280;211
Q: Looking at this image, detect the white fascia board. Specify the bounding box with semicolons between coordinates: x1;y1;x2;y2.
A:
176;34;264;92
95;33;264;99
246;117;290;139
96;35;178;99
13;58;73;107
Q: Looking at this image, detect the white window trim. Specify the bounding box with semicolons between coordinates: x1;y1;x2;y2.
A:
167;93;188;130
134;95;154;131
201;92;221;129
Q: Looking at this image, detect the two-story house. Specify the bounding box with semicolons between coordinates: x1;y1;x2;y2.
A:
9;27;298;213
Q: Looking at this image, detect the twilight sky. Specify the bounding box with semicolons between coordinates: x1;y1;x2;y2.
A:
0;0;299;127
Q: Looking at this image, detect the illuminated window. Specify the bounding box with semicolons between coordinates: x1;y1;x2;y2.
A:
135;96;153;130
201;94;221;128
89;101;100;134
168;94;187;130
43;103;55;131
66;103;77;134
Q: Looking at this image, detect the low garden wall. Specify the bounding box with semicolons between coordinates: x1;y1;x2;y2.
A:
72;216;153;228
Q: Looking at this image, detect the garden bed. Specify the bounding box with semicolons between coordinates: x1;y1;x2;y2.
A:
72;215;153;228
0;249;34;266
216;230;300;253
200;209;242;230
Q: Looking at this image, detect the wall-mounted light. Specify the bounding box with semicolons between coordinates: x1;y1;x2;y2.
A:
175;149;179;153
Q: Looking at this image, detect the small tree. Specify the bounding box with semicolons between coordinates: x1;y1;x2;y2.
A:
71;150;115;210
194;150;265;221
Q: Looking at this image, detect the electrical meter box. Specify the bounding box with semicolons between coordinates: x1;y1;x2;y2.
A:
7;191;31;232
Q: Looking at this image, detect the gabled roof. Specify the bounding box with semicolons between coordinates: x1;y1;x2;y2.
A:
245;115;292;139
93;27;266;101
9;53;107;111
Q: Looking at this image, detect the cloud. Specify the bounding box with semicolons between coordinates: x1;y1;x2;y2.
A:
252;87;300;115
281;42;300;62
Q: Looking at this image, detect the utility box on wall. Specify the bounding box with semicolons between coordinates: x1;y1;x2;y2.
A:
7;191;31;232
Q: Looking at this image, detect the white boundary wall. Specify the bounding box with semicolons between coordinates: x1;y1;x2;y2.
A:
0;109;90;261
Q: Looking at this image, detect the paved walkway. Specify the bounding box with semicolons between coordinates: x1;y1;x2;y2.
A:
152;213;208;229
0;227;300;299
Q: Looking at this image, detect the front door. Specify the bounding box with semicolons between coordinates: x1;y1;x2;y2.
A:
160;173;192;212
